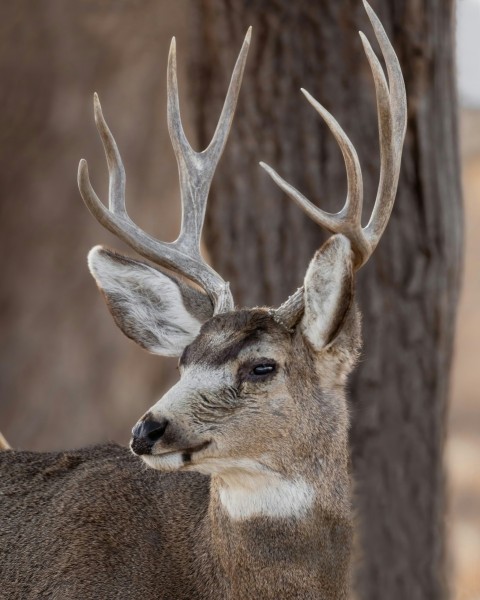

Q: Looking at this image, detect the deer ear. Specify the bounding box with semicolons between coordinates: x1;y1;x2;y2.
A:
88;246;213;357
300;234;354;351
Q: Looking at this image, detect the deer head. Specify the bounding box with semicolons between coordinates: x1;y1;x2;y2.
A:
79;2;406;504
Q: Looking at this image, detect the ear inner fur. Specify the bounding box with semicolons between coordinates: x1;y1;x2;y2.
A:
300;235;354;351
87;246;212;356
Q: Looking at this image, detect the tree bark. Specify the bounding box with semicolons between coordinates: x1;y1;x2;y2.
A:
190;1;462;599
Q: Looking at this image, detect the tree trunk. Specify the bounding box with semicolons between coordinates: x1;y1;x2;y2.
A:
190;1;462;599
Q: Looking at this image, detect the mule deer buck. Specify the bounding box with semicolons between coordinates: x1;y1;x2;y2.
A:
0;3;406;598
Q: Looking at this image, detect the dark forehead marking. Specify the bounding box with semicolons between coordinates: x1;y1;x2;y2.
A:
180;309;290;368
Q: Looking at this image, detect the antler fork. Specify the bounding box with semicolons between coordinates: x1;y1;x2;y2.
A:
78;29;251;314
261;1;407;328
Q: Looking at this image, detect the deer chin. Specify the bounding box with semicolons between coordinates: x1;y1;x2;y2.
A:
142;440;211;472
142;452;184;472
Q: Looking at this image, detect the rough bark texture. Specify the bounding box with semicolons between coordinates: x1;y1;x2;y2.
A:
190;1;462;599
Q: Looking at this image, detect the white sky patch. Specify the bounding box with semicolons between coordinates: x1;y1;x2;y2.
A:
457;0;480;107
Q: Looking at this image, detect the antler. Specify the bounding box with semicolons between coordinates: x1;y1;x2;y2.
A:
78;29;251;314
261;0;407;328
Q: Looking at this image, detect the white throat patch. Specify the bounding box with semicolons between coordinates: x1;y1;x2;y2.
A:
217;469;315;521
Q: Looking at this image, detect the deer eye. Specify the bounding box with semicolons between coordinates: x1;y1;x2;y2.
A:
251;362;276;376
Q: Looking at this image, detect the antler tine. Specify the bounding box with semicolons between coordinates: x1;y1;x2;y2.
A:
261;1;406;271
78;94;131;227
362;0;407;248
93;93;128;216
260;90;363;226
79;30;251;314
259;90;367;264
168;28;251;257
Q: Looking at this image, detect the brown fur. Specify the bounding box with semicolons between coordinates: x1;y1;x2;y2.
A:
0;300;360;599
180;310;290;367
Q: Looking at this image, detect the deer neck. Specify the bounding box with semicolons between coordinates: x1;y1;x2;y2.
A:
207;452;352;600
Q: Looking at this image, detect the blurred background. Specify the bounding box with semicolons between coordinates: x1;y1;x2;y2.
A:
450;1;480;597
0;1;478;599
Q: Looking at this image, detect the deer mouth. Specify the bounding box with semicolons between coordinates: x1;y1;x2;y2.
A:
181;440;211;464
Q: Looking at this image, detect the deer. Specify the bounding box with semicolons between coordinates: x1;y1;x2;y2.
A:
0;2;406;599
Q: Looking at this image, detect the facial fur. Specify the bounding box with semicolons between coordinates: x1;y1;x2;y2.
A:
132;307;360;484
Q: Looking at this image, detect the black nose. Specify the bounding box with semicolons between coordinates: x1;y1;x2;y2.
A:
131;416;169;456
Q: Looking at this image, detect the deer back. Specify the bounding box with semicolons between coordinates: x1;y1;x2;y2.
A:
0;444;220;600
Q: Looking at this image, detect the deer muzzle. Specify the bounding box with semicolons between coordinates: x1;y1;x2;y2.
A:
130;416;169;456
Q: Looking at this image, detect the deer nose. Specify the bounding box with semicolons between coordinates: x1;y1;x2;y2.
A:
130;416;169;456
